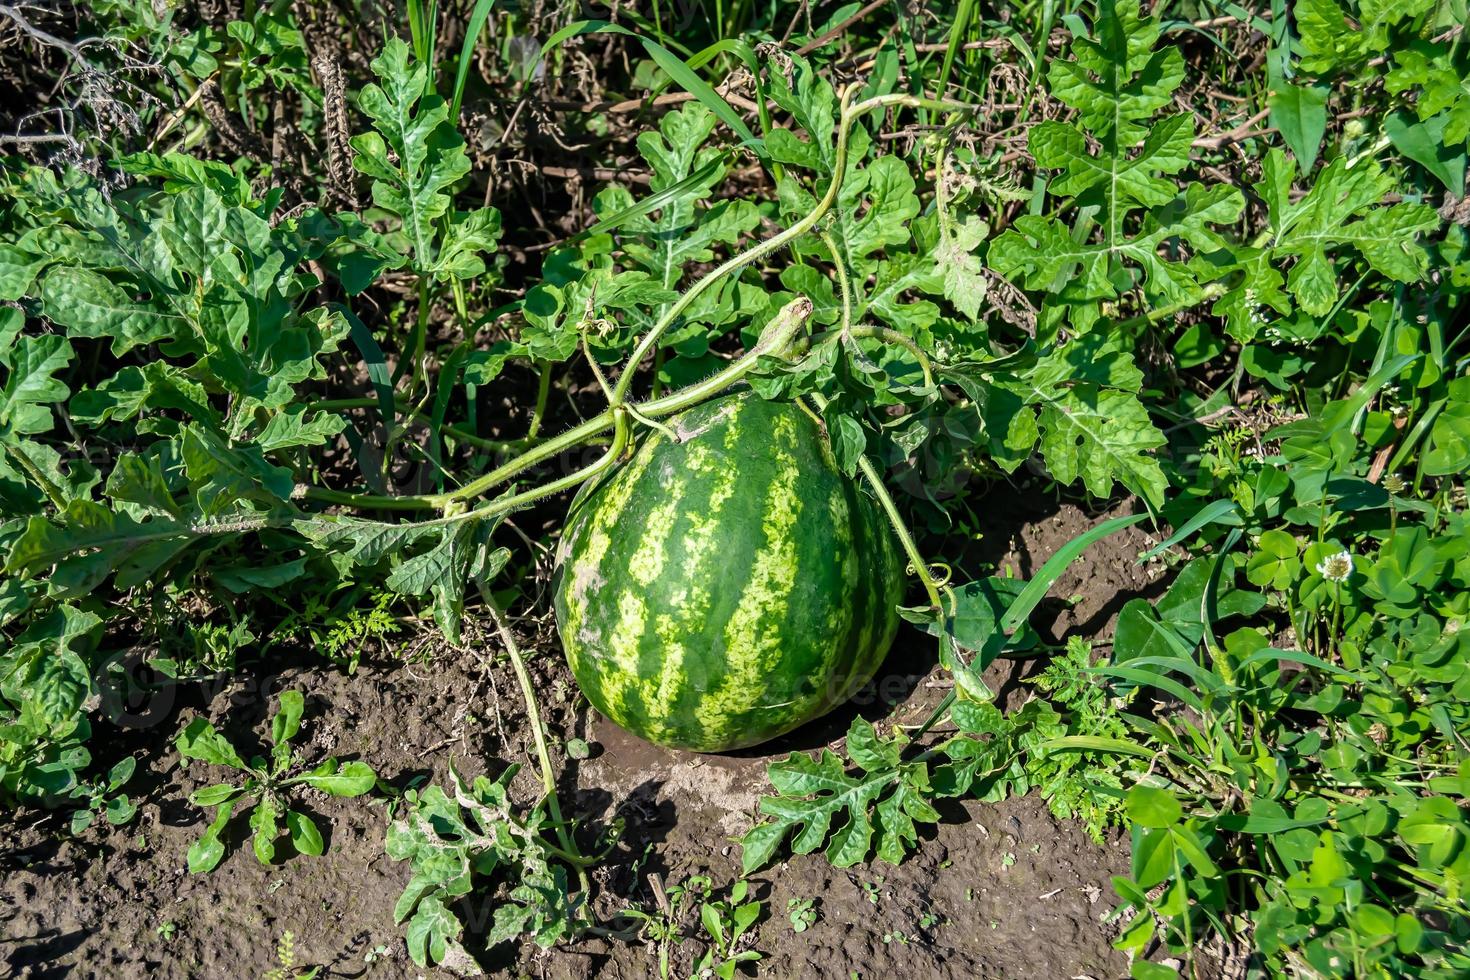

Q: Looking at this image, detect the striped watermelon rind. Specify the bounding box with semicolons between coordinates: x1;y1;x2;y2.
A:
553;391;905;752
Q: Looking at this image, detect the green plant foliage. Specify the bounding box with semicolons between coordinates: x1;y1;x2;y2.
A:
176;690;377;873
386;765;582;970
590;103;761;353
989;0;1244;333
1212;151;1440;338
343;37;504;288
1;0;1465;974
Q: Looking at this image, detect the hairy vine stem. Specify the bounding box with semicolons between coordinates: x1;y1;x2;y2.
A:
301;296;812;513
482;602;594;894
299;90;972;520
816;223;946;610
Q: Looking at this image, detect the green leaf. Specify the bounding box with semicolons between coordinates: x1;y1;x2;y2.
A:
0;245;46;300
254;405;347;452
1228;152;1441;318
250;796;280;864
188;801;235;873
190;783;245;807
824;412;866;477
406;894;462;967
271;690;305;746
1423;393;1470;476
286;810;324;856
1047;0;1184;144
1387;42;1470;148
1126;786;1183;829
590;103;760;337
294;759;376;796
740;716;937;872
1268;77;1329;171
106;453;182;520
107;756;137;791
959;337;1167;505
1385;110;1468;196
1031;114;1192;207
386;766;562;968
1132;961;1181;980
6;500;191;596
39;268;177;355
933;212;989;320
386;516;508;644
175;718;247;770
349;37;499;282
0;333;72;437
1131;825;1176;887
1245;528;1301;589
70;807;95;835
1035;387;1167;506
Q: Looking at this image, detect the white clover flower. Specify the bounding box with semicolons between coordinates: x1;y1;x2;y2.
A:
1382;473;1407;494
1315;550;1353;582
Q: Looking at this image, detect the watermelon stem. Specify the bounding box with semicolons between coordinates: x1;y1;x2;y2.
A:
802;384;947;612
609;88;974;409
300;90;975;517
525;360;552;440
820;227;855;333
483;601;595;892
855;452;945;610
582;332;616;402
625;403;679;442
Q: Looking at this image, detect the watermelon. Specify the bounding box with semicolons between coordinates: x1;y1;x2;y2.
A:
553;391;905;752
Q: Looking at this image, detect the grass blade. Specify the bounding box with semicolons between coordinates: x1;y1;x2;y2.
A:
567;153;729;243
1139;498;1242;560
1039;735;1154;758
535;21;766;162
999;513;1147;633
1093;666;1207;714
1237;647;1357;679
450;0;496;123
937;0;977;101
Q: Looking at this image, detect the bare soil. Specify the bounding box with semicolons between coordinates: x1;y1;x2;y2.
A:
0;486;1164;980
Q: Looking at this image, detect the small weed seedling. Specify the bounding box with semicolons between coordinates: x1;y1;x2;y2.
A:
263;931;319;980
621;874;702;979
787;897;818;933
69;757;138;835
693;880;763;979
175;691;376;873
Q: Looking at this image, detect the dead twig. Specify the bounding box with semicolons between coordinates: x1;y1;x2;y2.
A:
794;0;888;56
1193;107;1272;149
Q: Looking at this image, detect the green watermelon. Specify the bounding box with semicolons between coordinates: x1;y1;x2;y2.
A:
553;391;905;752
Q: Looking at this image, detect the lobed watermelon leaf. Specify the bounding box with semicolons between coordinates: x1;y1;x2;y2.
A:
740;717;940;873
345;37;504;285
591;103;761;344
